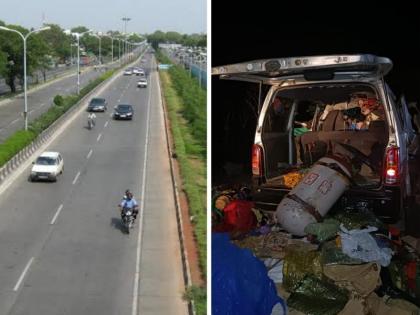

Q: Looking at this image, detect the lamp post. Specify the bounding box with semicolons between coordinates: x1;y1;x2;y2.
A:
70;43;78;65
118;38;121;64
0;25;50;131
122;17;131;64
65;29;92;94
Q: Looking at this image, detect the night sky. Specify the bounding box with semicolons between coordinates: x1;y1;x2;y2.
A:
211;2;420;183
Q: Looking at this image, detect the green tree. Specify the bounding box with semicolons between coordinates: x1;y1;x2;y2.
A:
39;24;71;63
0;24;49;92
71;26;89;34
0;50;7;75
128;33;144;43
147;30;166;50
165;31;182;43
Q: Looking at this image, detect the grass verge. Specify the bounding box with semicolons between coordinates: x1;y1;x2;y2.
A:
157;51;207;315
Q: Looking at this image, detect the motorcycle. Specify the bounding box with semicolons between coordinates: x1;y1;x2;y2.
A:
87;117;95;130
121;207;135;234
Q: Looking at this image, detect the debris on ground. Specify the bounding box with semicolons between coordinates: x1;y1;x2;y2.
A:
211;184;420;314
212;233;286;315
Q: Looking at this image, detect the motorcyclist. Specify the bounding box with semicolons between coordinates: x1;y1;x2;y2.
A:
87;112;96;128
122;189;131;201
118;192;139;223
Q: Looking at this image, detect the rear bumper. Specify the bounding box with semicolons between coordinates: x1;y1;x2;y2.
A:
113;115;133;120
253;179;402;222
31;173;56;181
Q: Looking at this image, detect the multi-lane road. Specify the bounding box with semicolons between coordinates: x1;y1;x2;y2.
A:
0;51;188;314
0;58;123;142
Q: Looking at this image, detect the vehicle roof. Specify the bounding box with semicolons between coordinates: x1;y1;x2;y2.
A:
117;104;133;108
39;151;60;158
90;97;105;102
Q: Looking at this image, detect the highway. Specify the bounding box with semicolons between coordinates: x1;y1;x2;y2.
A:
0;59;122;143
0;51;188;315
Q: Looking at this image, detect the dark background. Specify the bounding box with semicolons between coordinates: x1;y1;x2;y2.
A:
211;2;420;184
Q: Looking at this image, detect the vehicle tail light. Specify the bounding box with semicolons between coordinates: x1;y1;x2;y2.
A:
384;146;400;185
252;144;263;176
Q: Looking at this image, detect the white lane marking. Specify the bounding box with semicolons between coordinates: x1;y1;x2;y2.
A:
0;56;134;197
86;149;93;159
104;121;109;128
96;133;102;142
11;118;19;124
72;171;81;185
132;56;153;315
13;257;34;292
50;204;63;225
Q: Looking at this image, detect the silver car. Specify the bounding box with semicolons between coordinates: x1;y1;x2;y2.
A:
213;54;419;222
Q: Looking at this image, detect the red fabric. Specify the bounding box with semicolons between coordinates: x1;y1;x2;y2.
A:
222;200;257;232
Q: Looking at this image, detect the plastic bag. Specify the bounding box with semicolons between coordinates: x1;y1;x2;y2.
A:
338;224;393;267
287;275;349;315
212;233;286;315
264;258;284;284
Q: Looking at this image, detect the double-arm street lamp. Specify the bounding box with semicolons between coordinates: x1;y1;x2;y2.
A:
121;17;131;64
65;29;92;94
0;25;51;130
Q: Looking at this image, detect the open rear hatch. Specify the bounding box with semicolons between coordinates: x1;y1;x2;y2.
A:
212;54;392;83
213;55;393;211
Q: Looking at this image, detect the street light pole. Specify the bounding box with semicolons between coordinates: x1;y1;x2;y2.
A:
111;37;114;62
67;29;92;95
76;34;80;93
122;17;131;64
0;26;50;131
118;38;121;64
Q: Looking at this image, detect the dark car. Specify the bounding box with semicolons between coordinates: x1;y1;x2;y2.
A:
113;104;134;120
87;98;107;112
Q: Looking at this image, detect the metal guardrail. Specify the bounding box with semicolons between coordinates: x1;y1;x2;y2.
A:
0;47;148;185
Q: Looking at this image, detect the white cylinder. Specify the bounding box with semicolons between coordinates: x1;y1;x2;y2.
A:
276;156;351;236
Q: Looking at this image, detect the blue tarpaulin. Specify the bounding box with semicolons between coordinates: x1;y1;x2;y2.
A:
212;233;286;315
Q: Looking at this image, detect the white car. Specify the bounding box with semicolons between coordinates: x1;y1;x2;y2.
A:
30;151;64;182
123;68;133;75
137;78;147;88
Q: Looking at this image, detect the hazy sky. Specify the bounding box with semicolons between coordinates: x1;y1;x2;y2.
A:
0;0;206;34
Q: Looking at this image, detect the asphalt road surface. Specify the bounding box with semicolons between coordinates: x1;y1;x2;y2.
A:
0;65;78;95
0;51;188;315
0;55;135;143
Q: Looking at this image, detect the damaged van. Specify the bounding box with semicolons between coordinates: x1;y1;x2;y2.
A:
213;55;418;222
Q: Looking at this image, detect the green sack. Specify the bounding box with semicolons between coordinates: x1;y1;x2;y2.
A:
288;275;349;315
283;243;323;291
304;219;340;242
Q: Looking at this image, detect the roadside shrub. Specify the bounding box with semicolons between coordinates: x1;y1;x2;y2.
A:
0;130;37;167
53;94;64;106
